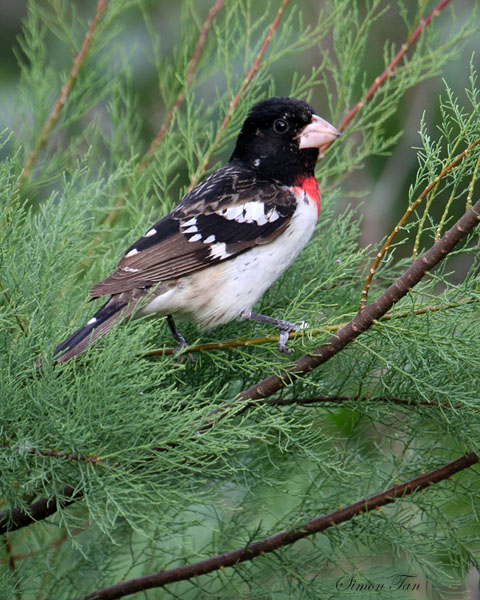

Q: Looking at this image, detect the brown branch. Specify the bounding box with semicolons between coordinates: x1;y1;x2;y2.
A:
340;0;453;133
16;0;110;191
239;196;480;402
0;486;82;536
96;0;225;232
188;0;291;189
6;205;479;532
33;448;102;464
359;137;480;310
142;297;477;357
137;0;225;173
0;441;104;466
81;451;479;600
3;0;110;337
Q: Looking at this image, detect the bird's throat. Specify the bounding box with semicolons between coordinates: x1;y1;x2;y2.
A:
294;175;321;216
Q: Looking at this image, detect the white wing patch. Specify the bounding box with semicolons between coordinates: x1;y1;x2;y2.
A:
222;201;280;226
125;248;139;258
209;242;230;260
144;228;157;237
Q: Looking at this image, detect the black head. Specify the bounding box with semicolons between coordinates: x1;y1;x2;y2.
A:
230;97;339;185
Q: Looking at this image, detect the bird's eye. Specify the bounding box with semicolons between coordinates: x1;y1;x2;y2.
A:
273;118;289;134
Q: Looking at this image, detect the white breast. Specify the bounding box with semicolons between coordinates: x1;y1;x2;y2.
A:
139;190;319;328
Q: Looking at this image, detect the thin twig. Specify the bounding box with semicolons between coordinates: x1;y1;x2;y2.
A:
93;0;225;233
0;523;89;564
359;137;480;310
137;0;225;173
270;395;465;410
33;447;103;464
340;0;453;133
465;153;480;212
0;441;104;466
2;0;110;337
142;297;477;356
80;451;479;599
16;0;109;191
188;0;291;189
5;199;478;534
239;196;480;402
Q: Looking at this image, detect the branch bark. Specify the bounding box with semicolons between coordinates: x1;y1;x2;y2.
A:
339;0;453;132
3;199;478;534
240;198;480;401
188;0;291;188
137;0;226;173
0;486;81;536
81;451;479;600
16;0;110;191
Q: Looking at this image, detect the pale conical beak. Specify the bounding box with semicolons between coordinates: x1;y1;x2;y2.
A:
298;114;340;149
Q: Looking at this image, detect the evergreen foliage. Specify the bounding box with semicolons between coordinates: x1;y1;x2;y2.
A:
1;1;479;598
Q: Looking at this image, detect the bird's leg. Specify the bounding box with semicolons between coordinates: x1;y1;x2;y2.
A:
166;315;189;356
247;312;307;353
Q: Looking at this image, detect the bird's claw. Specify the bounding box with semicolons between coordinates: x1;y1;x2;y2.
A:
278;328;293;353
278;321;309;353
173;342;195;364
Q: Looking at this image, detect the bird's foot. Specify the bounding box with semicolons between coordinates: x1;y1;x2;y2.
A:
173;341;195;364
167;315;194;363
247;312;308;353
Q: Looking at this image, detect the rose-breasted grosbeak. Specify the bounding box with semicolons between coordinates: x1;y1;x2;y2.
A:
54;97;339;362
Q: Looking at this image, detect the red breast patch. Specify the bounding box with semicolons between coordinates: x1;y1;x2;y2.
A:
294;176;321;216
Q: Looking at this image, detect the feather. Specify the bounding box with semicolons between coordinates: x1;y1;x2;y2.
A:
89;165;296;298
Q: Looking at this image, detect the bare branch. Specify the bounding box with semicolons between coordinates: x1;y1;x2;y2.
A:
142;298;477;356
16;0;110;191
0;486;82;536
80;451;479;600
359;137;480;310
188;0;291;189
340;0;453;132
137;0;225;173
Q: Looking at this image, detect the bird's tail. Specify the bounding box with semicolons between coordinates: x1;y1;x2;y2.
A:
54;296;131;363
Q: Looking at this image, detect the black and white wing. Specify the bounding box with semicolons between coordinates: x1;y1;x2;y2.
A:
89;165;297;298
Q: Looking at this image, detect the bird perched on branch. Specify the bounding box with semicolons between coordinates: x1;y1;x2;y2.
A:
54;97;339;362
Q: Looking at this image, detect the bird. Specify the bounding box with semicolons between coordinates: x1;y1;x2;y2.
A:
54;97;340;362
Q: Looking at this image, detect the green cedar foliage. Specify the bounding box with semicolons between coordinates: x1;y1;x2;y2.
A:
1;1;479;598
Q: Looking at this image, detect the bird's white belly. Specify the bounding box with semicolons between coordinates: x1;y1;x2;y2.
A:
139;193;318;328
